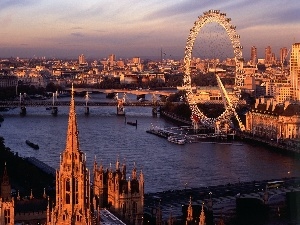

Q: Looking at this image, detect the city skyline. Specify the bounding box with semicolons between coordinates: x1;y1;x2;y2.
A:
0;0;299;60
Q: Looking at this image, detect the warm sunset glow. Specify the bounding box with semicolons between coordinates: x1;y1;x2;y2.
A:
0;0;299;59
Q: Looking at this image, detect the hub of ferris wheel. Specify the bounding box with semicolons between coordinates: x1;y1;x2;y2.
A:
183;10;245;131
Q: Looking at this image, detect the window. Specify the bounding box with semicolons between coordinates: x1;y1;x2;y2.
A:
122;203;126;215
66;179;70;192
4;209;10;224
66;193;70;204
72;178;79;204
132;201;137;214
66;179;71;204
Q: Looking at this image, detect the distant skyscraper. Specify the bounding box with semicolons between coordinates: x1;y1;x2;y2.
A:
265;46;272;65
280;47;288;64
290;43;300;101
132;57;141;64
250;46;257;65
108;54;116;68
108;54;116;63
78;54;86;64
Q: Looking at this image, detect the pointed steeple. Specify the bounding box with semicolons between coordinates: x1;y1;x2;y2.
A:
186;196;193;223
132;162;137;180
65;84;80;153
93;155;98;173
116;156;120;171
1;162;11;201
199;203;206;225
17;190;20;200
43;187;47;198
1;162;9;185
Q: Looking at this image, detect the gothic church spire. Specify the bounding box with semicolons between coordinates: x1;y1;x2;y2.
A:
65;84;80;153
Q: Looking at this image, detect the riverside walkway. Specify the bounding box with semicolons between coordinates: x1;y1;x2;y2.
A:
144;177;300;223
237;131;300;155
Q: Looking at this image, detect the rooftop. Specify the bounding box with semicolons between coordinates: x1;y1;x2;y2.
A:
100;209;126;225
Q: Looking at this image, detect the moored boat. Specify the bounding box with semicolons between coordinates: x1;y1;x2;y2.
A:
26;140;39;150
167;136;186;145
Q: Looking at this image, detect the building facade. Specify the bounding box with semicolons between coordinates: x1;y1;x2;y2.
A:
265;46;272;65
0;164;14;225
280;47;288;65
246;98;300;140
0;75;18;88
250;46;257;65
0;163;49;224
79;54;86;65
93;159;144;225
290;43;300;101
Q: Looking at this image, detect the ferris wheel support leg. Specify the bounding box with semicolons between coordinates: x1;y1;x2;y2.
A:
216;74;245;131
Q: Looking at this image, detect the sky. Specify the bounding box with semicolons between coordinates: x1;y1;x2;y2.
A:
0;0;299;60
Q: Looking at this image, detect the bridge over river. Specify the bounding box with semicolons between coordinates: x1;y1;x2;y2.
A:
0;100;165;108
64;87;175;97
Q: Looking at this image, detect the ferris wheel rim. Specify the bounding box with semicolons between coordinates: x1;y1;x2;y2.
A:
183;10;244;125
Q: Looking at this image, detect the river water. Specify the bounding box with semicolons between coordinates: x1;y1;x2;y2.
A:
1;93;300;193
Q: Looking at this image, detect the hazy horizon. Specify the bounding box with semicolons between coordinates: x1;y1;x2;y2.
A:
1;0;299;60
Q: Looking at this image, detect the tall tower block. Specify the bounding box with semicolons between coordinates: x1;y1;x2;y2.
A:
265;46;272;65
79;54;86;65
250;46;257;65
290;43;300;101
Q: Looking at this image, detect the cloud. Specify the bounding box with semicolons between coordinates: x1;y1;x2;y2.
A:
0;0;38;12
71;27;83;30
70;32;84;38
223;1;300;30
143;0;213;21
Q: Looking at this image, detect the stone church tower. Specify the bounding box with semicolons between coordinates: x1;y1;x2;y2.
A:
47;87;93;224
0;163;15;225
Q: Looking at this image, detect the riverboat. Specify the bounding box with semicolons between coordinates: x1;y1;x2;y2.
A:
26;140;39;150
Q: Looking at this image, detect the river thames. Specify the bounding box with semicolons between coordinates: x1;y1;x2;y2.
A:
1;93;300;194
